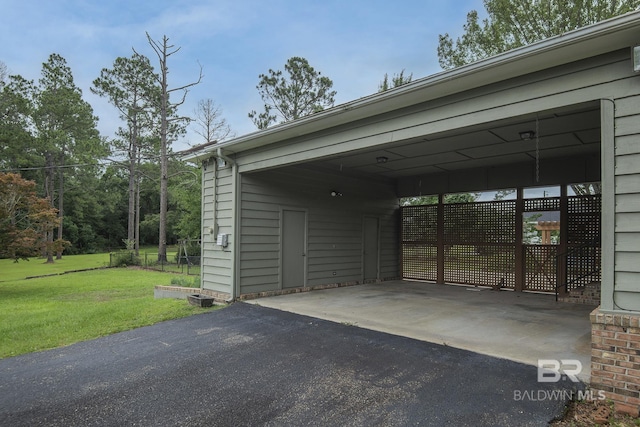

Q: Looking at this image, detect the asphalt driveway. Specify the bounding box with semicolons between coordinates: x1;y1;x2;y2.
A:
0;303;581;426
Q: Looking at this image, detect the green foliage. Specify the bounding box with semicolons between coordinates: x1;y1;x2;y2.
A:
2;53;107;262
92;53;162;250
170;275;200;287
249;57;337;129
110;250;141;267
170;165;201;239
438;0;640;69
378;70;413;92
1;51;203;258
0;173;60;261
401;192;479;206
0;268;216;358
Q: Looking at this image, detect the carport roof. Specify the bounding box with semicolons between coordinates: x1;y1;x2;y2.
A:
183;11;640;163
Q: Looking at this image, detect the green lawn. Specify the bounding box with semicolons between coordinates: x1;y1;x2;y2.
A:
0;266;216;359
0;253;111;282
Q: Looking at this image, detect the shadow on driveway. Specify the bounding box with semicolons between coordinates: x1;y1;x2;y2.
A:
0;303;582;426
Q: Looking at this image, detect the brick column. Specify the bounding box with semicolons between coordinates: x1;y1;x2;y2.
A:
591;307;640;416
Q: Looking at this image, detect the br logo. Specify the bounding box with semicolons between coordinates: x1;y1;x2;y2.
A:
537;359;582;383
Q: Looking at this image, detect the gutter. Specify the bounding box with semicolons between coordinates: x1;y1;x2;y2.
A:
216;147;236;167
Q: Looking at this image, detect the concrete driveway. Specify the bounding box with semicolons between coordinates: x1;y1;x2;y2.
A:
0;303;580;426
247;280;594;381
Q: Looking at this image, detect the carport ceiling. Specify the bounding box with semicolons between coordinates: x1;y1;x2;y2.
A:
309;102;600;179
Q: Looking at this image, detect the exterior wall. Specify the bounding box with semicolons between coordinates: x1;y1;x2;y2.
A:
238;165;399;295
590;70;640;416
200;159;235;295
612;93;640;309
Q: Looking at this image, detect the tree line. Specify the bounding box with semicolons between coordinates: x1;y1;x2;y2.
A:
0;35;224;262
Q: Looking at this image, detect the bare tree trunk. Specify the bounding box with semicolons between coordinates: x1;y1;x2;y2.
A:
44;153;55;263
134;140;143;257
158;119;168;262
135;172;141;257
143;33;201;262
157;38;169;263
127;146;136;247
56;155;64;260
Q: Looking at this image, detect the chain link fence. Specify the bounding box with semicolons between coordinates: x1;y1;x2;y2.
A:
109;251;201;276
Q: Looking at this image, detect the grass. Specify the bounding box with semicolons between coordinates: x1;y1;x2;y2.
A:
0;254;216;359
0;253;111;282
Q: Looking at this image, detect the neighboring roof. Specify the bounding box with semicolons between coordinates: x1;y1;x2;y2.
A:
525;211;561;222
183;10;640;163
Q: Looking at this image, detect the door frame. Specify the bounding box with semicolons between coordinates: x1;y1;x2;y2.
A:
279;207;308;290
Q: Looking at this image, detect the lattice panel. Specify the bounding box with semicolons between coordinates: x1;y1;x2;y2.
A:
566;246;601;291
402;205;438;281
402;205;437;244
524;245;558;292
444;200;516;244
400;193;600;294
567;195;601;245
443;245;516;288
568;195;601;214
524;197;561;212
402;244;438;281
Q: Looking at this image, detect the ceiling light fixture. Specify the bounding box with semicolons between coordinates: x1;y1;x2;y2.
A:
519;130;535;141
330;190;343;197
376;156;389;164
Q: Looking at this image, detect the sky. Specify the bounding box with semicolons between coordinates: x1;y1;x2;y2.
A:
1;0;485;152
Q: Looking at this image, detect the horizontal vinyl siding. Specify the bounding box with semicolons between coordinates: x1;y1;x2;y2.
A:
380;211;400;279
307;212;363;283
201;164;234;294
613;92;640;306
238;165;399;294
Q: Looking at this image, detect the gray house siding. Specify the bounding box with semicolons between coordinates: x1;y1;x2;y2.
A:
610;93;640;310
238;166;399;295
200;161;235;294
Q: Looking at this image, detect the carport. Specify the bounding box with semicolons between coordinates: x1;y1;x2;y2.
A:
187;42;612;301
185;13;640;413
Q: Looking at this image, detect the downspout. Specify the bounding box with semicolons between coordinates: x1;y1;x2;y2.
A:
216;147;236;168
216;148;239;303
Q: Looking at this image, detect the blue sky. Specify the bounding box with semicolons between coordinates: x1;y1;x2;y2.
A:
1;0;484;151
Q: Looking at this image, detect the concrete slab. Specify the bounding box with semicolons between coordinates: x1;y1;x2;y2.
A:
246;280;594;381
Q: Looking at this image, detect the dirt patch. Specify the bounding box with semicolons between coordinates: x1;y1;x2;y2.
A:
551;399;640;426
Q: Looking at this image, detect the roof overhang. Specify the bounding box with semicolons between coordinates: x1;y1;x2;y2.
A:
183;11;640;163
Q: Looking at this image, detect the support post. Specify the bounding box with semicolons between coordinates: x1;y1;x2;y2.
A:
558;185;569;296
437;194;445;284
515;188;524;292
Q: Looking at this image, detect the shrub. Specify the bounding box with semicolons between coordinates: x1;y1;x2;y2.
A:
170;276;199;287
110;251;141;267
